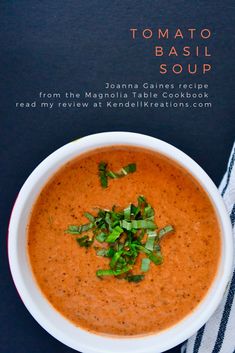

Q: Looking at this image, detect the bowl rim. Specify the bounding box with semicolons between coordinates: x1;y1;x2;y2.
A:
8;131;234;353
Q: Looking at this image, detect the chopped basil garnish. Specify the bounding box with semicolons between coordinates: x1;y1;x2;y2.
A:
97;265;132;277
126;274;145;283
96;269;116;276
98;162;137;188
159;225;174;238
96;248;109;256
145;230;157;251
76;235;93;248
121;163;136;175
148;251;163;265
106;226;123;243
98;161;108;188
138;195;147;207
110;250;124;269
95;232;106;242
141;258;151;272
65;196;174;281
65;223;93;234
84;212;95;223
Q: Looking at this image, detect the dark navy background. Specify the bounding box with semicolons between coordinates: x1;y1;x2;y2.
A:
0;1;234;353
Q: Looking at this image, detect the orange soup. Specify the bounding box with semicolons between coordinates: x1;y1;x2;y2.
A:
27;146;221;336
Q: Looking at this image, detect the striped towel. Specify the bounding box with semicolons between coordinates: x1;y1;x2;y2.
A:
182;142;235;353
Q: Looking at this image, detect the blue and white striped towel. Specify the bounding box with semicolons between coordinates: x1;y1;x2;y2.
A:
182;142;235;353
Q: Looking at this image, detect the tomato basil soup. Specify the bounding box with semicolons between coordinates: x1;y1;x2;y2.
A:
27;146;221;336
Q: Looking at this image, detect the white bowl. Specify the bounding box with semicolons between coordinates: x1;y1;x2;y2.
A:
8;132;233;353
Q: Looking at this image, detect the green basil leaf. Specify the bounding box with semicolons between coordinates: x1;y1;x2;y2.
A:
158;225;174;238
95;232;107;242
106;226;124;243
141;258;151;272
76;235;93;248
126;274;144;283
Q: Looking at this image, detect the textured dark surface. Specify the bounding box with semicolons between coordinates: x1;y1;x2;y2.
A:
0;1;234;352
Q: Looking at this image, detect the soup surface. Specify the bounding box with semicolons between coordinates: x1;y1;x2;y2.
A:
28;146;221;336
